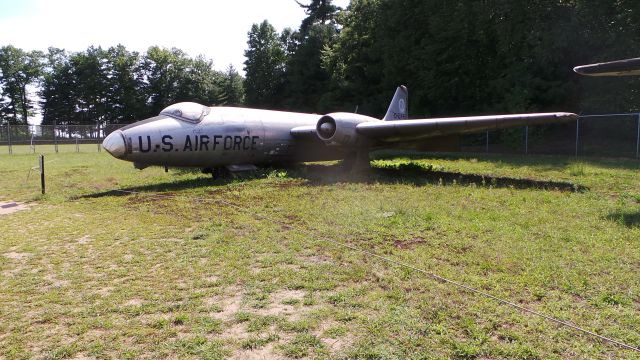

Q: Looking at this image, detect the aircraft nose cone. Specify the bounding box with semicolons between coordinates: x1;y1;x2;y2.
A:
102;131;126;158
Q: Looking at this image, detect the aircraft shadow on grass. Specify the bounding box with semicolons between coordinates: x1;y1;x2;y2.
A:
606;209;640;228
79;162;587;200
379;151;640;171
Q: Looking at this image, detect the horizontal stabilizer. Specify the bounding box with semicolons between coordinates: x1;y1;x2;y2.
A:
574;57;640;77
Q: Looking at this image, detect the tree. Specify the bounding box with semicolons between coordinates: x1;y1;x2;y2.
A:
282;24;338;112
220;65;244;106
296;0;341;35
243;21;287;108
40;48;76;126
176;55;225;106
141;46;190;117
103;45;146;124
0;45;43;124
68;46;111;127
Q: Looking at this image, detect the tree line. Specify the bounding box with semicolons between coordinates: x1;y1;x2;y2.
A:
244;0;640;117
0;45;243;126
3;0;640;127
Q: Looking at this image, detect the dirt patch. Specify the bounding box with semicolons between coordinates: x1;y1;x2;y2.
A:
0;201;31;216
325;334;354;353
300;254;334;265
256;302;295;317
127;192;177;204
204;275;219;283
210;288;244;319
44;273;70;288
231;343;287;360
95;287;114;296
124;298;143;306
3;252;32;260
313;320;355;353
69;353;96;360
77;235;92;244
394;237;427;249
219;322;251;340
273;289;305;303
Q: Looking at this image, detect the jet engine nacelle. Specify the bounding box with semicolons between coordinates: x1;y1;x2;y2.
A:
316;113;378;147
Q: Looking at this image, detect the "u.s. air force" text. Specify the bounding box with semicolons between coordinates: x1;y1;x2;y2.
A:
137;135;260;153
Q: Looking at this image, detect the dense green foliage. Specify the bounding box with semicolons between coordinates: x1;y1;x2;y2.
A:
245;0;640;117
0;45;243;126
0;46;43;124
3;1;640;126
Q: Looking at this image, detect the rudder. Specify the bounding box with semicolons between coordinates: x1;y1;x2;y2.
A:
383;85;408;121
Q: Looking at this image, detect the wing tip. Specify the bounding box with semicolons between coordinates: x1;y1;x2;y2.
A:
556;112;578;121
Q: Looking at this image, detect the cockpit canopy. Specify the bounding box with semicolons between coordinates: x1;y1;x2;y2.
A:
160;102;210;123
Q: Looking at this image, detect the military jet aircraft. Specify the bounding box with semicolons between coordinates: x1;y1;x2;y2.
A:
102;86;577;175
574;57;640;77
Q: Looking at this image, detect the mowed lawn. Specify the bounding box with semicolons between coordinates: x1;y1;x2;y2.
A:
0;149;639;359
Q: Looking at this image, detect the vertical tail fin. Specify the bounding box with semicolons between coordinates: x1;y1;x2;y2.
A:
383;85;408;121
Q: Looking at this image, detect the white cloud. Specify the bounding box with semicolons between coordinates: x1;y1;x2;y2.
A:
0;0;350;71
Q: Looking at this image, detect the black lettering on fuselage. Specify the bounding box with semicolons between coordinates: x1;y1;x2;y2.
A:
233;136;242;150
200;135;209;151
161;135;173;152
183;135;193;151
213;135;222;150
139;136;151;153
164;134;261;152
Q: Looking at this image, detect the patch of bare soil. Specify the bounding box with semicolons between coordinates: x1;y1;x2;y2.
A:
209;287;244;320
314;320;355;353
77;235;92;244
325;334;354;353
3;251;32;260
44;273;70;288
0;201;31;216
219;322;251;341
231;342;287;360
123;298;143;306
300;254;334;266
2;252;31;277
394;237;427;249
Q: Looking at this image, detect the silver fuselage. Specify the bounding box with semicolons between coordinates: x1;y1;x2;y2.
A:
104;107;347;168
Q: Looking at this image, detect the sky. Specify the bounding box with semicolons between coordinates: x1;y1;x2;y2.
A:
0;0;351;72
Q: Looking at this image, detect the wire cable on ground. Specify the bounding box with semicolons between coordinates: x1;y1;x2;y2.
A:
109;188;640;353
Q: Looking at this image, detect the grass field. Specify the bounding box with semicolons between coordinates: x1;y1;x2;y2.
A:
1;150;639;359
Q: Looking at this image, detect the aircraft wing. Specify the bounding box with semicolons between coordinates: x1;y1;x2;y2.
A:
355;112;577;142
574;57;640;77
289;86;576;145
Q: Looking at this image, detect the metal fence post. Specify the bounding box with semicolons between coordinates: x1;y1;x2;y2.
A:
76;137;79;153
636;113;640;159
525;126;529;155
39;154;45;195
54;124;58;153
575;117;580;157
486;131;489;153
7;123;11;154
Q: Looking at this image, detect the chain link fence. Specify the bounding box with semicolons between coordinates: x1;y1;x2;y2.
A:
460;113;640;159
0;124;123;154
1;114;639;158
